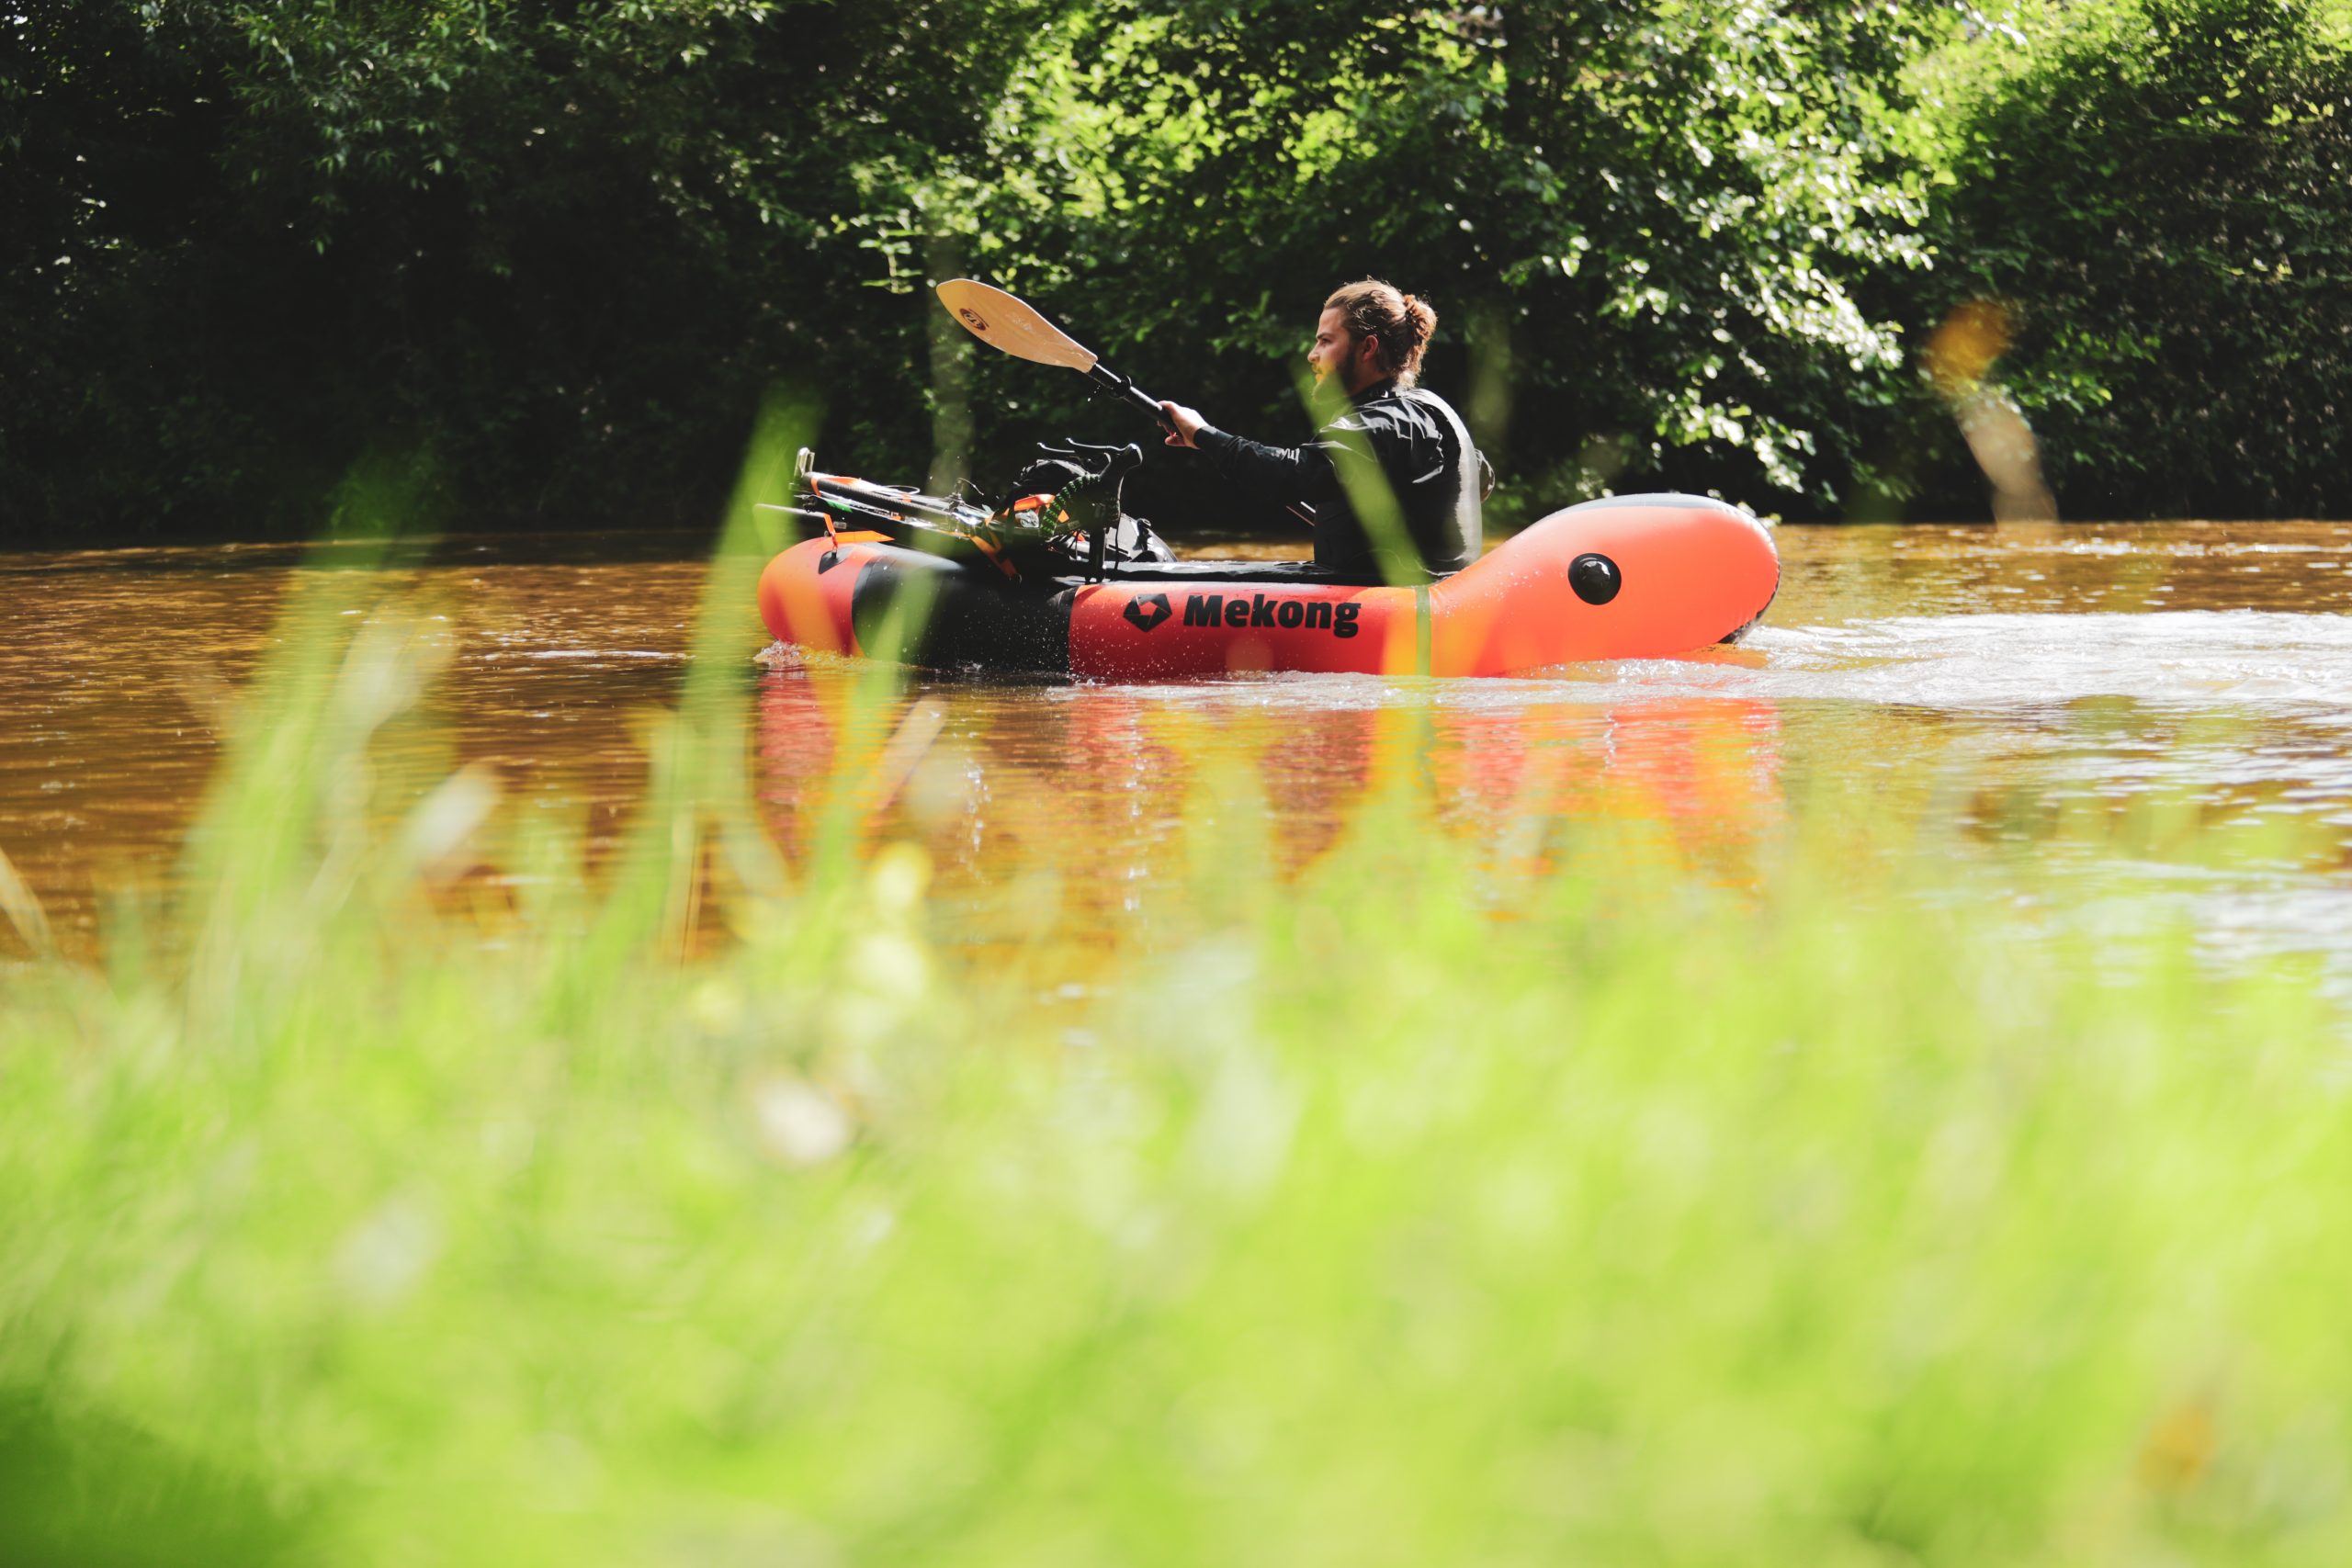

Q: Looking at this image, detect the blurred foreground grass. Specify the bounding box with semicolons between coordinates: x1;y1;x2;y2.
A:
5;466;2351;1565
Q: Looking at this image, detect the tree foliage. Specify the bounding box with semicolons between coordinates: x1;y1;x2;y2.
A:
914;0;1943;522
3;0;2348;537
1921;0;2352;519
3;0;1055;536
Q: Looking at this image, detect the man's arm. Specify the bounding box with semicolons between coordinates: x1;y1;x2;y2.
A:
1159;401;1371;517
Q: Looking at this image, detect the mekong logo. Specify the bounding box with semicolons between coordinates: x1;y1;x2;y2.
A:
1182;592;1362;638
1123;592;1173;632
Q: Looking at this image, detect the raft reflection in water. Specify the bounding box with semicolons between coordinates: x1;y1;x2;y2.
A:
756;669;1785;960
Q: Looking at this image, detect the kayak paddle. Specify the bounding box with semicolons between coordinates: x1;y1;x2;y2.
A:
936;278;1173;432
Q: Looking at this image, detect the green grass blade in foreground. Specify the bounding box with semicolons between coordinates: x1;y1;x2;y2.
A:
1292;362;1423;589
0;838;56;957
583;393;812;962
790;566;945;890
172;456;451;1017
588;386;947;959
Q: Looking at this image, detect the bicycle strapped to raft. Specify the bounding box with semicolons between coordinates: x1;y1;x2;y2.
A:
769;438;1172;585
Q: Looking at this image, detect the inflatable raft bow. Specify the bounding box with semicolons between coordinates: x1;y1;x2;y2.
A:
757;486;1778;680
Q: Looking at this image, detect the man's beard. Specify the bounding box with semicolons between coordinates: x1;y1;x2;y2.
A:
1309;362;1351;420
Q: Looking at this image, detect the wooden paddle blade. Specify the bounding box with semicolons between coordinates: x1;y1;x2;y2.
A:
936;279;1099;372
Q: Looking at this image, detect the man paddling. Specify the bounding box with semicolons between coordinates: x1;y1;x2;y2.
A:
1159;280;1483;580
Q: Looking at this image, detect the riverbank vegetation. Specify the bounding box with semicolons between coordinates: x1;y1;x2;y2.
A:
5;454;2351;1562
8;0;2351;540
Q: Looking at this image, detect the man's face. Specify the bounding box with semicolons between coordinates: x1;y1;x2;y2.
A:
1306;307;1381;403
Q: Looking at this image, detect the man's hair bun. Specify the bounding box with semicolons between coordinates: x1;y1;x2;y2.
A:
1401;294;1437;351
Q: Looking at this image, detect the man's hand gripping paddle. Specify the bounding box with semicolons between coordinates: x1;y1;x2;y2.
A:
936;279;1173;433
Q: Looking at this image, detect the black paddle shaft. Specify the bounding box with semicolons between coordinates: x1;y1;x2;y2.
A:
1086;363;1173;430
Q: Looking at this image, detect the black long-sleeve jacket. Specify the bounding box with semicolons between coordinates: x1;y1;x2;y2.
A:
1193;379;1482;579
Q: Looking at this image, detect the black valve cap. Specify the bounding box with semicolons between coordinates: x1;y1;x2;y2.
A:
1568;552;1622;605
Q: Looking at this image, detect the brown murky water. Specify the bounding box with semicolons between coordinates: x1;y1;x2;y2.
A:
5;522;2350;976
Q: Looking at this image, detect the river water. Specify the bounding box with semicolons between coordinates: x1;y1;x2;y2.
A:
4;523;2349;976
